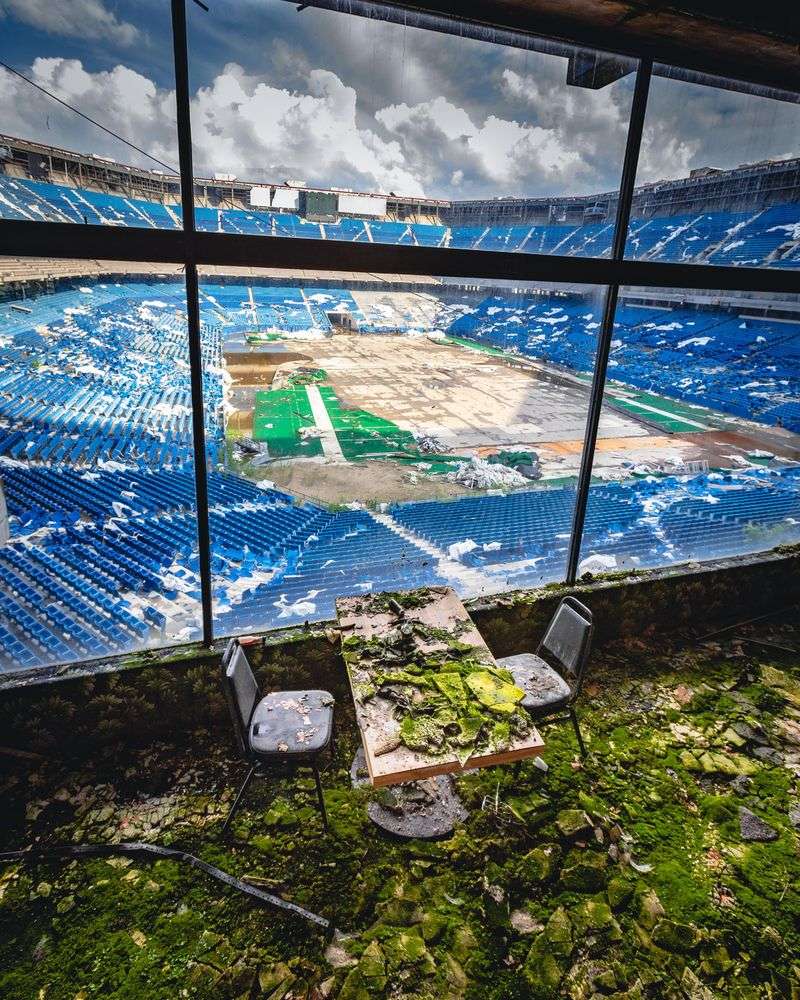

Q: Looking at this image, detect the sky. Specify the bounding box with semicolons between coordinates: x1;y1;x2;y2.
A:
1;0;799;201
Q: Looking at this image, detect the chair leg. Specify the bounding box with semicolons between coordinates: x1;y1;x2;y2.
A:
311;762;329;832
329;718;336;762
569;706;587;758
221;764;257;837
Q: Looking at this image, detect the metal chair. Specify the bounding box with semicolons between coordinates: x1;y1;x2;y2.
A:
496;596;593;757
220;637;335;836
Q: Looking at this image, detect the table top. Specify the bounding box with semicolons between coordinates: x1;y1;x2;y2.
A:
337;586;544;787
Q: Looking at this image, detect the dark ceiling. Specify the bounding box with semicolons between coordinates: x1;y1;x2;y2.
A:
391;0;800;92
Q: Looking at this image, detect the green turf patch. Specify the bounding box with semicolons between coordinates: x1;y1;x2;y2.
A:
245;331;283;343
602;382;730;434
251;378;469;470
318;386;420;460
444;335;510;357
252;387;323;458
287;368;328;387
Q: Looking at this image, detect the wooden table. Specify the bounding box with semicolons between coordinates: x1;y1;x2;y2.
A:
337;587;544;788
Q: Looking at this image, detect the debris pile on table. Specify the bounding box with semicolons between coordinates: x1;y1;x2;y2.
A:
339;588;532;764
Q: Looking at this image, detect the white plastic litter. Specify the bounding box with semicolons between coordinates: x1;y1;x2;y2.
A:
414;433;447;454
578;554;618;575
448;539;478;560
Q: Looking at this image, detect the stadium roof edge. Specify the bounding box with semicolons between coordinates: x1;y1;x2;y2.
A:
5;132;800;215
288;0;800;97
0;133;451;209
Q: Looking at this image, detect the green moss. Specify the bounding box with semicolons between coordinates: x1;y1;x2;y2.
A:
3;612;800;998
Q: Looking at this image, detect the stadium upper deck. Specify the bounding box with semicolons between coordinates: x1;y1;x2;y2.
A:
2;133;800;264
2;171;800;269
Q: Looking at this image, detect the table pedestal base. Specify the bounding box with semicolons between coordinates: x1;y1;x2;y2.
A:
350;748;468;839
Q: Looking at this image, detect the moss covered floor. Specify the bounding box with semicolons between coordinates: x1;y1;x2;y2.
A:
1;616;799;999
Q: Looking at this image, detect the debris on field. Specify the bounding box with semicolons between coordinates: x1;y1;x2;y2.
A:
445;457;527;489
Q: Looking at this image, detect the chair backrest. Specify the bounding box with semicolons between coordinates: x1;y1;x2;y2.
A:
538;597;593;693
221;638;259;757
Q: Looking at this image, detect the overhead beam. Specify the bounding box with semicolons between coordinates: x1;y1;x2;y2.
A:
287;0;800;98
2;219;800;295
566;52;635;90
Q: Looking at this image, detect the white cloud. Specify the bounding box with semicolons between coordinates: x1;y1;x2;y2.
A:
471;114;581;181
376;89;591;195
0;58;425;196
190;63;424;195
636;131;698;184
0;0;140;46
0;58;177;168
6;48;794;202
377;95;475;142
499;67;630;189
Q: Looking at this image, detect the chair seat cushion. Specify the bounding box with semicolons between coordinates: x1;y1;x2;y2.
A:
496;653;572;712
249;690;334;757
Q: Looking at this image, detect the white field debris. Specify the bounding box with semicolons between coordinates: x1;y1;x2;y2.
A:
446;456;528;490
414;432;447;454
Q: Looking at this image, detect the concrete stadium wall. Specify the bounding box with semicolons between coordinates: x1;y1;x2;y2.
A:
0;547;797;760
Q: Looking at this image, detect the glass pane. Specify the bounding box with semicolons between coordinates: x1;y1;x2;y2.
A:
578;288;800;576
0;2;180;228
626;66;800;269
0;258;202;674
197;268;611;636
188;0;636;255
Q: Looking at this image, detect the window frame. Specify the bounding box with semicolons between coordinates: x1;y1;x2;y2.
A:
0;0;798;660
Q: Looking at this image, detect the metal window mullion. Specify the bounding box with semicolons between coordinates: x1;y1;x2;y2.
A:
565;58;653;585
1;220;799;294
171;0;214;645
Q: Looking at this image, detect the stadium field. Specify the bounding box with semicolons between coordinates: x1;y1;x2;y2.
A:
234;330;794;506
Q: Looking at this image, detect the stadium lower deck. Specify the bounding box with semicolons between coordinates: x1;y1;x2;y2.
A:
1;274;799;673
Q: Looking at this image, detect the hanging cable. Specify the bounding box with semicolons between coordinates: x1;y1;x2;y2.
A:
0;60;179;174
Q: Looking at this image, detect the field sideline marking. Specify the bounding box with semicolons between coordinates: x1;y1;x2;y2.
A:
605;391;709;430
306;385;344;459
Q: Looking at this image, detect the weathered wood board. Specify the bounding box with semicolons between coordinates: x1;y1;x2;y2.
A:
337;587;544;787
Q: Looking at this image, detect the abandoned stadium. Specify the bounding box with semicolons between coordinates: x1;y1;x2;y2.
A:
1;0;800;997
